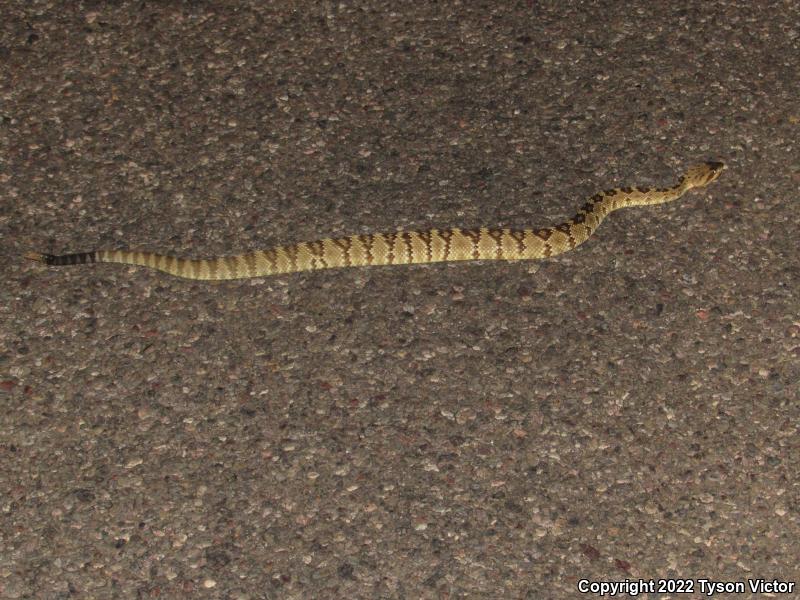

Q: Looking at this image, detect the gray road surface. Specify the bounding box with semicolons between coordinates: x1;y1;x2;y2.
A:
2;1;799;598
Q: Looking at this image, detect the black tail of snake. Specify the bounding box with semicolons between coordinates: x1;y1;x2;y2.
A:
26;162;725;281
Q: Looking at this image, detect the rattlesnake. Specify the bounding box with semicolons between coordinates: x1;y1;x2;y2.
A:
26;162;725;281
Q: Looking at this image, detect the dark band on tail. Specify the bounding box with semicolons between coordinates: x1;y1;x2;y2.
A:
25;251;97;266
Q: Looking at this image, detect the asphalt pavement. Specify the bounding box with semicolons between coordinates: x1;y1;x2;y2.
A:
2;1;799;598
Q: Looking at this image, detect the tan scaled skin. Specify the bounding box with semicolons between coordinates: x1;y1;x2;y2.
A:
26;161;725;281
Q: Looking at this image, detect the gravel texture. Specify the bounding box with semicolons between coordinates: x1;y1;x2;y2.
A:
2;1;799;598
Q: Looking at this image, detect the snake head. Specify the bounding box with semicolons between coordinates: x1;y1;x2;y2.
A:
704;161;726;181
684;161;726;189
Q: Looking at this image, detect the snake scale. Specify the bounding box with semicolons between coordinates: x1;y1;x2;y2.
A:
26;162;725;281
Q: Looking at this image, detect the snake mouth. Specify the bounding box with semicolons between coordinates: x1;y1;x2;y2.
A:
705;161;725;172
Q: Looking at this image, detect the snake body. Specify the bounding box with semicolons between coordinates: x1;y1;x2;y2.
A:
26;162;725;281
